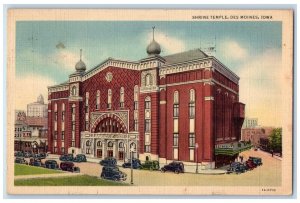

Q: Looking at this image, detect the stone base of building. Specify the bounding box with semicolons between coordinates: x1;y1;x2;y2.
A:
68;147;81;155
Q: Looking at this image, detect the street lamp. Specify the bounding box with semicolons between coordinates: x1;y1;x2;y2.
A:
195;143;199;174
130;146;134;185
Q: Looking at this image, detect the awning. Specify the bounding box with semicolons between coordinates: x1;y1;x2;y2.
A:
214;142;252;156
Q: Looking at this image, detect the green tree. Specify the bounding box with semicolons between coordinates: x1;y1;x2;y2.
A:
269;128;282;154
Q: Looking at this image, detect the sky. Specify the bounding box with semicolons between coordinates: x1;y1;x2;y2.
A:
15;21;283;127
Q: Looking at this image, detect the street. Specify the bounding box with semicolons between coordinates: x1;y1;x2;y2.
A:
40;149;281;186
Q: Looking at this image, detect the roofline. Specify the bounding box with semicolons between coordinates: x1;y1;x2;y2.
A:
210;56;240;80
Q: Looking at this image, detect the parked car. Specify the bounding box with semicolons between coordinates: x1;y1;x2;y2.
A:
45;160;59;169
122;158;141;169
248;157;263;166
99;157;117;166
227;162;246;174
14;151;24;157
29;158;44;167
38;153;47;159
140;160;160;171
59;154;74;162
73;154;87;162
15;157;28;165
100;166;127;181
60;162;80;173
245;160;256;170
161;161;184;174
24;152;33;158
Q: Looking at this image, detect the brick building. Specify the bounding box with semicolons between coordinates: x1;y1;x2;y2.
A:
241;127;274;149
48;30;245;168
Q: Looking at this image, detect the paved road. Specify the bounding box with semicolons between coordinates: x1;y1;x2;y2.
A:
40;149;281;186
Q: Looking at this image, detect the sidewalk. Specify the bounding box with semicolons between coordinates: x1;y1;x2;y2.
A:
14;172;81;180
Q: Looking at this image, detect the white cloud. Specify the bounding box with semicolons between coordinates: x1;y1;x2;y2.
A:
237;49;284;127
147;31;186;54
50;49;86;71
221;40;248;61
14;74;55;111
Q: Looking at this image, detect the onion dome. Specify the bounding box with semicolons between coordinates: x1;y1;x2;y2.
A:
75;49;86;72
146;26;161;56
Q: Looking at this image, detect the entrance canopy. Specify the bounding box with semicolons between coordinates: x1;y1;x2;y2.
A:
215;141;252;156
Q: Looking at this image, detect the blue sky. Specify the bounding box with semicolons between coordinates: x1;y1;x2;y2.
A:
15;21;283;126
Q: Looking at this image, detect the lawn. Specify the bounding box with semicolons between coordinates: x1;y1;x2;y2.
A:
15;164;62;176
14;175;128;186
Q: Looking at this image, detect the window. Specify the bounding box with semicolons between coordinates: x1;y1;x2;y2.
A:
189;89;195;102
173;133;179;146
145;145;151;153
174;91;179;104
145;119;151;132
189;103;195;118
189;133;195;147
107;89;112;109
120;87;124;108
134;85;139;101
86;140;91;146
62;111;65;121
108;141;113;148
85;121;89;131
96;90;100;109
54;131;57;140
173;148;178;160
134;120;138;131
61;131;65;140
189;149;195;161
54;103;57;112
71;86;76;96
173;104;179;117
97;141;102;147
72;121;75;131
86;148;91;154
54;112;58;121
145;97;151;109
145;74;152;86
53;147;57;153
71;141;75;147
134;102;138;110
130;142;136;151
119;142;124;148
61;147;65;154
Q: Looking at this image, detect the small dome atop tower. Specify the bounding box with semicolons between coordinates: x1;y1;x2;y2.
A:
75;49;86;72
146;26;161;56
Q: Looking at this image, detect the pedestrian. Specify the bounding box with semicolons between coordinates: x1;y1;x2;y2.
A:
240;155;244;163
271;150;274;157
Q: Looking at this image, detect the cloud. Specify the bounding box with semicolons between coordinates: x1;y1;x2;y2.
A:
50;49;86;72
147;31;186;54
56;42;66;49
237;49;285;127
221;40;248;61
14;74;55;111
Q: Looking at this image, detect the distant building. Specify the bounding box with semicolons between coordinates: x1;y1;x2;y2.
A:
241;127;274;148
27;94;48;117
242;118;258;129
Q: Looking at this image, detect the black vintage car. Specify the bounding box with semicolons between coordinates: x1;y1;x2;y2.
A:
122;158;141;169
29;158;44;167
60;162;80;173
14;151;24;157
73;154;87;162
59;154;74;162
44;160;59;169
15;157;28;165
99;157;117;166
227;162;246;174
161;161;184;174
100;166;127;181
248;157;263;166
140;160;160;171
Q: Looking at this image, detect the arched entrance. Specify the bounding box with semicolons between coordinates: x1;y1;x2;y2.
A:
91;113;128;133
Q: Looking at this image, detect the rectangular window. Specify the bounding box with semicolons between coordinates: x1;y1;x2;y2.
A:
134;102;138;110
173;119;178;133
54;131;57;140
86;148;90;154
85;105;88;112
145;134;150;144
53;147;57;153
145;101;151;109
96;104;99;109
145;119;151;132
145;145;151;153
134;120;138;131
189;133;195;147
61;131;65;140
173;133;179;146
107;103;112;109
72;122;75;131
72;107;76;114
189;119;195;133
72;140;75;147
189;149;195;161
85;121;89;131
173;148;178;160
62;111;65;121
61;147;65;154
189;103;195;118
54;112;58;121
120;102;124;108
173;104;179;117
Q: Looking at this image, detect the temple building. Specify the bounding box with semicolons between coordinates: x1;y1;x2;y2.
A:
48;28;245;169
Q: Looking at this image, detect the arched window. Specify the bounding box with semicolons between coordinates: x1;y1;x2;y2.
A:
119;142;124;148
130;142;136;151
134;85;139;102
96;90;100;109
174;91;179;104
108;141;113;147
86;140;91;146
145;74;152;86
189;89;195;118
120;87;124;108
61;103;65;121
189;89;195;103
71;86;76;96
62;103;65;111
54;103;57;112
85;92;89;105
97;141;102;147
107;89;112;109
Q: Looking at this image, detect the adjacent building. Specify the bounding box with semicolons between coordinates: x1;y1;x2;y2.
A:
48;30;245;169
241;127;274;149
27;94;48;117
242;117;258;129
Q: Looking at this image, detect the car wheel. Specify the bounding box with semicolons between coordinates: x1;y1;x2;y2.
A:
175;170;179;174
161;168;166;173
113;176;118;181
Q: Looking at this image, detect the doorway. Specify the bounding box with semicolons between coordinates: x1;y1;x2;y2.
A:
97;149;102;158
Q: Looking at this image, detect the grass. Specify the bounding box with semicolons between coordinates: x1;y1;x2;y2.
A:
14;175;128;186
15;164;62;176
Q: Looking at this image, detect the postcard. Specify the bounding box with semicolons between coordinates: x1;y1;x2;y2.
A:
6;9;293;195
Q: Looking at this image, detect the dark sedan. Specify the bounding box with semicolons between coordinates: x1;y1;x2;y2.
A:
45;160;59;169
161;161;184;174
99;157;117;166
122;159;141;169
60;162;80;173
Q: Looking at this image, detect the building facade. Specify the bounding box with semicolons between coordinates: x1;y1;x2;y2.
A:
48;31;245;168
27;94;48;117
241;127;274;149
242;117;258;129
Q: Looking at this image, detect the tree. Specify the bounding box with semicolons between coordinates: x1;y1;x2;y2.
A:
269;128;282;154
